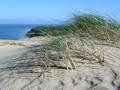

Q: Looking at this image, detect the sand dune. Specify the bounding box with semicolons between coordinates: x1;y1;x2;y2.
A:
0;37;120;90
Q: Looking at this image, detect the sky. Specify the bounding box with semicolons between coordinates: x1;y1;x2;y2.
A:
0;0;120;24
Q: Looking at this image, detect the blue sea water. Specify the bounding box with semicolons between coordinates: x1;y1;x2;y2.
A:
0;24;39;40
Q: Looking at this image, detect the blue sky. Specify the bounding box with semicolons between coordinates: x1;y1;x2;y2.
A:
0;0;120;24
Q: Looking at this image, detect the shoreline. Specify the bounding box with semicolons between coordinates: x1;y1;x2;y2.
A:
0;24;40;40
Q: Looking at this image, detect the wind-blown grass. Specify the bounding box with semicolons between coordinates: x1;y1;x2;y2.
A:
35;34;104;70
27;12;120;70
69;12;120;41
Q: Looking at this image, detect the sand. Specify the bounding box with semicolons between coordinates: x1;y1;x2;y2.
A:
0;37;120;90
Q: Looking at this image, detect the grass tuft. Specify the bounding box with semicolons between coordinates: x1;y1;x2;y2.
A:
26;11;120;70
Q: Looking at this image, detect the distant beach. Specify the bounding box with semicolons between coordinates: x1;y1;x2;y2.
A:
0;24;39;40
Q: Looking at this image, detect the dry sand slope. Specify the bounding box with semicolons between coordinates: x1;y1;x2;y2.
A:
0;37;120;90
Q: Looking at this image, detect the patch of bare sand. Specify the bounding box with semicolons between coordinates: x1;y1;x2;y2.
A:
0;37;120;90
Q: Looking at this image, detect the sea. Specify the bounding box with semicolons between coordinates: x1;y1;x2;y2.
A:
0;24;40;40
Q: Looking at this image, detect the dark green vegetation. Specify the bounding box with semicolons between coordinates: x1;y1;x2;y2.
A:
26;25;72;37
26;12;120;70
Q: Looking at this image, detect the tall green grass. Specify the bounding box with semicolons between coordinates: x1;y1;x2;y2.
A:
69;12;120;41
30;12;120;70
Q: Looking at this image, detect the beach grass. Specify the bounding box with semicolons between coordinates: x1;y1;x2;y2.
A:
27;12;120;70
70;12;120;42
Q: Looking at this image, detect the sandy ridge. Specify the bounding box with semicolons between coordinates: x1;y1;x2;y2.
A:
0;37;120;90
